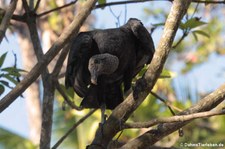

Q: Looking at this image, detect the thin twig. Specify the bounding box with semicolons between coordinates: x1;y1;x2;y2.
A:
0;0;18;43
52;44;70;77
151;91;182;113
37;0;78;18
55;81;83;111
95;0;225;9
123;108;225;129
51;109;97;149
95;0;171;9
192;0;225;4
172;30;188;49
21;0;30;12
158;75;171;79
34;0;41;12
109;6;121;27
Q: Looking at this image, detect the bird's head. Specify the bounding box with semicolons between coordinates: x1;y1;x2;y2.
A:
88;53;119;85
126;18;143;28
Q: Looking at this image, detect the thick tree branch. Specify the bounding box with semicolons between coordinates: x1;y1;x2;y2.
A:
89;0;191;148
0;0;18;43
120;83;225;148
0;0;98;113
123;108;225;129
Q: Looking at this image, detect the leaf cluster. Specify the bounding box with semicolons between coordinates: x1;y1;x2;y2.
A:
0;52;25;95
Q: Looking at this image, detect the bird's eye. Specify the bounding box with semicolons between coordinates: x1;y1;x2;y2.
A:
94;59;100;64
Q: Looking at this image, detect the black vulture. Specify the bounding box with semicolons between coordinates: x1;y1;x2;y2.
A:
65;18;155;111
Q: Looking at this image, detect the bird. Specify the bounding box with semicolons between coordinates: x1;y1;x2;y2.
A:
65;18;155;113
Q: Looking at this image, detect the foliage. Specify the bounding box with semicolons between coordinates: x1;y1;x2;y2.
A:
0;128;36;149
0;52;24;95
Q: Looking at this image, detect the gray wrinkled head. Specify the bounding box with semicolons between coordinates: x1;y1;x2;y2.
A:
88;53;119;85
126;18;143;28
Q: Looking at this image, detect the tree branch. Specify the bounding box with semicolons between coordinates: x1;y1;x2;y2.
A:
0;0;18;43
89;0;191;148
34;0;41;12
120;83;225;148
52;109;97;149
37;0;78;18
21;2;57;148
0;0;98;113
95;0;225;9
123;108;225;129
51;44;70;78
55;81;83;111
95;0;171;9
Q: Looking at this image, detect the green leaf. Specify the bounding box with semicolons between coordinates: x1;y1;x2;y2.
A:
182;18;207;30
2;74;18;85
0;127;36;149
192;32;198;41
0;80;10;87
98;0;106;5
0;52;7;68
179;22;185;30
152;22;165;27
161;69;173;78
1;67;21;77
193;30;210;38
0;84;5;95
1;67;25;77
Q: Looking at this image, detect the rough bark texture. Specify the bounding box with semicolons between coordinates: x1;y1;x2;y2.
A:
89;0;191;148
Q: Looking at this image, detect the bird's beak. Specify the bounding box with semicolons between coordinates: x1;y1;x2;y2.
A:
90;70;98;85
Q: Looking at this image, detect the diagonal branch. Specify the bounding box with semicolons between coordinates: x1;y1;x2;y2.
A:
89;0;191;148
0;0;18;43
95;0;225;9
0;0;98;113
55;81;83;111
34;0;41;12
37;0;78;18
120;83;225;148
52;109;97;149
123;108;225;129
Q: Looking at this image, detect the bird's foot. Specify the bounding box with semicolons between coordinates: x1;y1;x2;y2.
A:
133;78;147;100
99;114;107;139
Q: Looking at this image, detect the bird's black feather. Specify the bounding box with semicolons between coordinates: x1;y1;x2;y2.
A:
65;18;155;110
